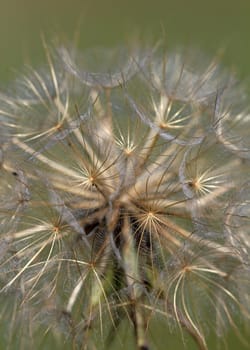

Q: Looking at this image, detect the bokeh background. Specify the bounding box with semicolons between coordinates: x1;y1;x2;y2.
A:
0;0;249;349
1;0;250;82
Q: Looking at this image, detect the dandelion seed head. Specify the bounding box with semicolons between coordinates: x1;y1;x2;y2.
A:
0;42;249;350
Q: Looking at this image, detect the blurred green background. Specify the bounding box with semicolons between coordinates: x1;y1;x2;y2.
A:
0;0;249;349
1;0;250;82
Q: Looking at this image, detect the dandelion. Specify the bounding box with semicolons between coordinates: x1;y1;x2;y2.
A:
0;43;249;350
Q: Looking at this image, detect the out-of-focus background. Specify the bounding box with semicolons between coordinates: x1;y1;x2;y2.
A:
0;0;249;349
1;0;250;83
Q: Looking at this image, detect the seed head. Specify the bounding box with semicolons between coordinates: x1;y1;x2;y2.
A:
0;43;249;349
